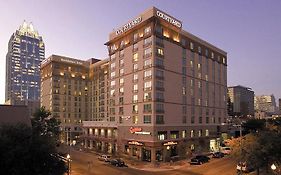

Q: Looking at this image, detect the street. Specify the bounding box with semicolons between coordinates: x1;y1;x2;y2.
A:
68;148;239;175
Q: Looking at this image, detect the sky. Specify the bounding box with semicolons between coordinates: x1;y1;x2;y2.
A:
0;0;281;104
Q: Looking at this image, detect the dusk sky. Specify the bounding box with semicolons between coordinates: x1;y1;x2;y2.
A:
0;0;280;104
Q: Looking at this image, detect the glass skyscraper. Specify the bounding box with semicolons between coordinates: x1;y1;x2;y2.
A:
5;21;45;114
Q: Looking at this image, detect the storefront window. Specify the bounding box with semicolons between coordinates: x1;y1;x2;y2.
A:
157;131;167;140
170;131;179;139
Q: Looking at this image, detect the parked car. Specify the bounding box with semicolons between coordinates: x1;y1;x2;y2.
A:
190;155;210;165
220;147;231;155
110;158;126;167
98;155;111;162
236;162;254;173
212;152;224;158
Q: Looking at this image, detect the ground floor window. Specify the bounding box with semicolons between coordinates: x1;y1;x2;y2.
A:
156;150;163;162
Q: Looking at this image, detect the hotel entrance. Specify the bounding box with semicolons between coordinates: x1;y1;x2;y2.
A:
142;148;151;162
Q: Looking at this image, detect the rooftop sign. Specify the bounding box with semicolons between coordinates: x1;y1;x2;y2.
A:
60;58;83;65
116;16;142;35
156;10;182;28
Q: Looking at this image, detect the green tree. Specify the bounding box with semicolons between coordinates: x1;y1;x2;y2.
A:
242;119;266;133
0;124;67;175
32;106;61;143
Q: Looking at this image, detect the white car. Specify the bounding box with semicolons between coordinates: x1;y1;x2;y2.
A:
220;147;231;155
98;155;111;162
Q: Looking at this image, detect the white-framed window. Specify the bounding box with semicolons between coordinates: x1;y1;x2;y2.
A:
110;71;115;78
144;26;151;35
133;53;138;61
190;130;194;137
110;80;115;87
144;59;152;67
144;70;152;78
119;68;124;75
119;78;124;85
144;81;152;89
133;74;138;81
157;48;164;55
133;63;138;70
133;84;138;91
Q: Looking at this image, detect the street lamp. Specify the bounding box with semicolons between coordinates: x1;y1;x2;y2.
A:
67;154;71;175
271;163;277;171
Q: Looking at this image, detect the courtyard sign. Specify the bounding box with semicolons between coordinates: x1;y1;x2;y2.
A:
116;16;142;35
156;10;182;28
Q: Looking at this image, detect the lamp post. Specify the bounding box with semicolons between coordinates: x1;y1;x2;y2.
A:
67;154;71;175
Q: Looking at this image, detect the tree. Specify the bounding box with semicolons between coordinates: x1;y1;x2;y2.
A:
0;124;67;175
32;106;61;143
242;119;266;133
230;130;281;175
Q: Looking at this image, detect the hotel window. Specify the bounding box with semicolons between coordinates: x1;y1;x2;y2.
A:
120;41;125;48
133;95;138;103
170;131;179;139
156;115;164;124
119;78;124;86
119;59;124;67
198;130;202;137
157;48;164;56
133;43;138;52
110;80;115;87
198;46;202;54
198;81;202;88
144;36;152;46
133;104;138;113
191;116;195;124
133;53;138;62
156;92;164;102
119;107;124;114
222;57;226;64
110;71;115;78
190;42;194;50
133;63;138;71
119;68;124;76
190;60;194;68
120;49;124;57
133;33;138;42
144;26;151;35
110;89;115;96
144;81;152;90
110;62;115;70
156;103;164;113
133;84;138;92
155;58;164;68
211;52;214;59
144;47;152;57
155;25;163;34
110;54;116;60
119;87;124;93
143;115;151;124
205;49;209;57
133;74;138;82
144;70;152;78
144;92;151;101
132;116;138;124
144;104;152;113
182;130;187;138
206;129;209;136
144;59;152;67
190;130;194;138
206;117;209;124
157;131;167;140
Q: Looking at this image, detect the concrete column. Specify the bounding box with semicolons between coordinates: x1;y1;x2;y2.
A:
89;140;93;149
151;148;156;163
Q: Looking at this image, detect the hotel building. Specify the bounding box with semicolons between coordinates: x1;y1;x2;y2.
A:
41;55;91;144
5;21;45;116
83;7;228;162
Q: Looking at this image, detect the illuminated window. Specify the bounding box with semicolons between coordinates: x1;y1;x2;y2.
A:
144;92;151;101
157;48;164;56
110;71;115;78
133;95;138;103
133;104;138;113
133;74;138;81
119;59;124;66
190;130;194;137
198;130;202;137
119;87;124;93
144;70;152;78
133;84;138;92
110;80;115;87
211;52;214;59
133;53;138;61
110;89;115;96
198;46;202;53
206;129;209;136
144;36;152;46
144;81;152;89
119;78;124;85
182;130;187;138
190;42;194;50
132;116;138;124
222;57;226;64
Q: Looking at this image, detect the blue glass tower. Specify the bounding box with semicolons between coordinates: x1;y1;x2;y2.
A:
5;21;45;112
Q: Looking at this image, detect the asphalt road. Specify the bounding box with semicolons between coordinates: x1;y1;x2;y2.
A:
69;148;238;175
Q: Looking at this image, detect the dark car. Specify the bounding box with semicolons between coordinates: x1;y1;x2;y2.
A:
212;152;224;158
110;158;126;167
190;155;210;165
